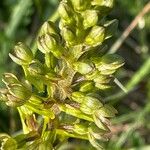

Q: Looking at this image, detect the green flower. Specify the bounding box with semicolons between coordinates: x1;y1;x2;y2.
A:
9;42;33;65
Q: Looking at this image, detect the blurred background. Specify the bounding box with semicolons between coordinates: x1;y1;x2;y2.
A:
0;0;150;149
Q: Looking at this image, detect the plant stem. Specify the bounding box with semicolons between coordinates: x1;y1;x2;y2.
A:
56;129;88;140
108;1;150;54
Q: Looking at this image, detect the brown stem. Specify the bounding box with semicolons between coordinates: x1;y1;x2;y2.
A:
109;1;150;54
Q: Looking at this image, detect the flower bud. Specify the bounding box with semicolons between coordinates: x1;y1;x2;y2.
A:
0;83;32;107
58;1;74;24
73;61;94;75
2;73;19;85
88;123;108;141
94;75;112;84
61;27;76;45
85;26;105;46
0;134;17;150
70;0;90;11
88;132;104;149
94;75;112;89
92;0;114;9
83;96;103;110
6;94;26;107
79;81;94;92
85;69;100;80
95;104;117;118
0;89;8;102
80;103;93;115
96;54;125;72
83;10;98;29
9;42;33;65
40;21;59;36
38;34;57;52
95;83;111;90
104;19;118;39
28;61;46;77
8;84;32;101
37;34;62;58
73;123;88;135
93;112;110;131
71;92;85;103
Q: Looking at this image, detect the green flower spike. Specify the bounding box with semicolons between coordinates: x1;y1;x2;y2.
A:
0;0;125;149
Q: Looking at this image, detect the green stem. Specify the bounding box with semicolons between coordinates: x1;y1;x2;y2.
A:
17;107;29;134
41;117;49;137
25;102;55;119
56;129;88;140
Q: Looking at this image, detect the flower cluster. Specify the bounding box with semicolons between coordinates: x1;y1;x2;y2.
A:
0;0;124;149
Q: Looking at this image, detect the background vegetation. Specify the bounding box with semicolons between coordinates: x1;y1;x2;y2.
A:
0;0;150;149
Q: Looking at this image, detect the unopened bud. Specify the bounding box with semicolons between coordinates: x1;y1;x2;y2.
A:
73;123;88;135
71;92;85;103
80;103;93;115
85;26;105;46
94;75;112;84
88;123;108;141
2;73;19;85
40;21;59;36
95;83;111;90
70;0;90;11
85;70;100;80
83;10;98;29
83;96;103;110
9;42;33;65
0;135;17;150
73;61;94;75
97;54;125;72
92;0;114;9
6;94;26;107
8;84;31;101
88;132;104;149
58;1;74;24
0;89;8;102
95;104;117;118
79;81;94;92
37;34;62;58
28;61;46;77
93;112;110;131
61;27;76;45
